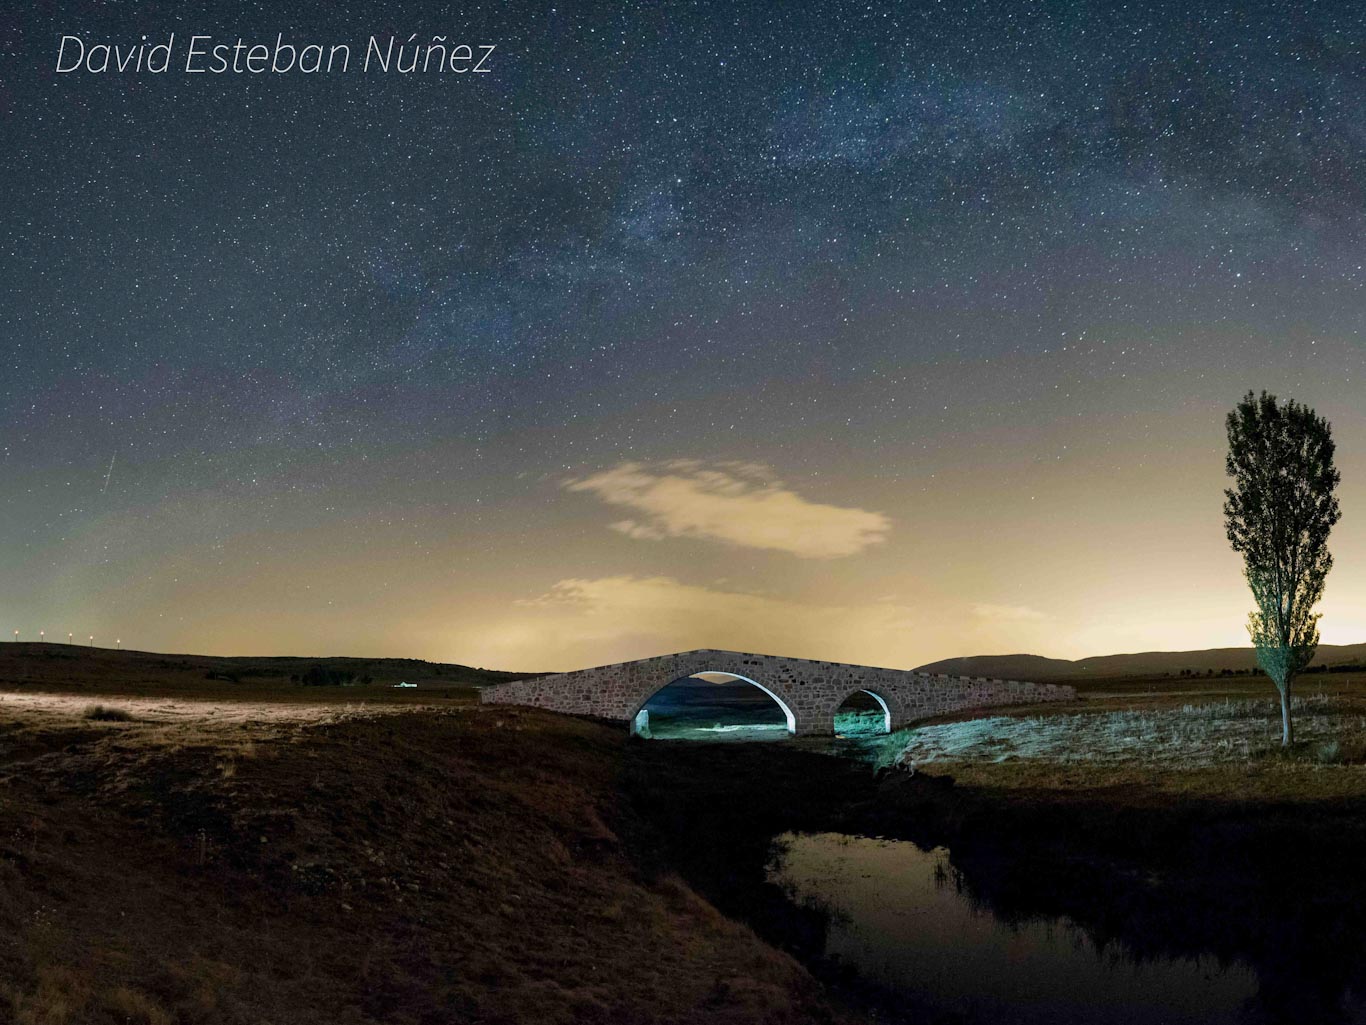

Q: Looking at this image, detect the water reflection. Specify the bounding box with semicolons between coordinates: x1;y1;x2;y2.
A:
770;832;1272;1024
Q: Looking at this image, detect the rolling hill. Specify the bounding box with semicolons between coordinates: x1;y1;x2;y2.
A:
915;643;1366;681
0;642;539;697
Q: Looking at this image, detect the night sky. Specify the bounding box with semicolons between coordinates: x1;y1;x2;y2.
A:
4;1;1366;670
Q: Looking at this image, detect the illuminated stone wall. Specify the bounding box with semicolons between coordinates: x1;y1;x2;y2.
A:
480;648;1074;736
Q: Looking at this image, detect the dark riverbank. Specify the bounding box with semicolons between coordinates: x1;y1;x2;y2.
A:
620;735;1366;1024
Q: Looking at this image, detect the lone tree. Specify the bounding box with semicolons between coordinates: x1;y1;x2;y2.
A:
1224;390;1341;746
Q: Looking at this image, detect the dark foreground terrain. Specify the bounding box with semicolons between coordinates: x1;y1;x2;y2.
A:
0;690;841;1024
4;648;1366;1023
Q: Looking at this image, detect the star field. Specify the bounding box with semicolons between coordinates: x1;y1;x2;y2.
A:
3;1;1366;667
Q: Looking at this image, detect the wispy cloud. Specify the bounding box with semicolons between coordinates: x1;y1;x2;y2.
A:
971;602;1048;622
563;460;891;559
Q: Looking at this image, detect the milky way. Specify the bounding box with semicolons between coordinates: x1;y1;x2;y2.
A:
4;1;1366;668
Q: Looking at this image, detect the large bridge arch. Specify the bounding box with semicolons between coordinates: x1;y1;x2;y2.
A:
628;671;798;736
482;648;1075;737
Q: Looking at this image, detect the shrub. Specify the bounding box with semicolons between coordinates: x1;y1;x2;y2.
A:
1315;741;1343;764
83;704;134;722
300;664;357;687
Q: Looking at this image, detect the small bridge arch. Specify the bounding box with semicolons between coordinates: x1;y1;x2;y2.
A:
481;648;1074;737
831;687;897;734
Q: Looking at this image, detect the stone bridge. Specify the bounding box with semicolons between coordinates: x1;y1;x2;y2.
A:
480;649;1074;737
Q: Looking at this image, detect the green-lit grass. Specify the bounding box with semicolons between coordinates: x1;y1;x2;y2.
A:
883;675;1366;803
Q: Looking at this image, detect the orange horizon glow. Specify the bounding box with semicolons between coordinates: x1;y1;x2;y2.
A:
13;389;1366;675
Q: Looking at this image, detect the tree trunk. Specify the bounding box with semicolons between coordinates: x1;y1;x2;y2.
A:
1279;677;1294;747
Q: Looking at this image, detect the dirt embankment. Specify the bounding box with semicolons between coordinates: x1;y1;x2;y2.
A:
0;701;833;1025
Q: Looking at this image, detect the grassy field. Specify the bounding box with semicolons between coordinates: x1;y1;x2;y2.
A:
891;671;1366;803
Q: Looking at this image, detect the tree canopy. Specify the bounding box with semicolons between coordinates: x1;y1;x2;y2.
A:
1224;390;1340;744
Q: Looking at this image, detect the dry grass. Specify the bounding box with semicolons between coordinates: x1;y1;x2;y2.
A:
0;687;833;1024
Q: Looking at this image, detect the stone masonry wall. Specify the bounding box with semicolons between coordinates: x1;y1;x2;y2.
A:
480;648;1074;736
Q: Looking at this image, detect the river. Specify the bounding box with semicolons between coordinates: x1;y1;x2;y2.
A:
768;831;1366;1024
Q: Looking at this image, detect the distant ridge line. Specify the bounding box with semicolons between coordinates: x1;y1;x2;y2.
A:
914;642;1366;681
